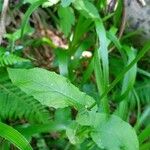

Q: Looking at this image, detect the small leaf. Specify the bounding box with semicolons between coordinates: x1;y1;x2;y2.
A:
8;68;95;110
73;0;99;19
58;6;75;36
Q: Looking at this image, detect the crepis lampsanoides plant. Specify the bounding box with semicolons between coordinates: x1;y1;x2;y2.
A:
0;0;149;149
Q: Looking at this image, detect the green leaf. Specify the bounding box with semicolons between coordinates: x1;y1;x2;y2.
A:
73;0;99;19
94;19;110;113
5;26;33;42
113;0;123;26
21;0;45;37
61;0;73;7
121;46;137;97
55;107;72;124
0;122;32;150
8;68;95;110
42;0;60;7
66;122;79;144
58;6;75;36
138;125;150;144
140;143;150;150
0;69;49;123
117;46;137;120
77;111;139;150
89;41;150;109
55;48;68;77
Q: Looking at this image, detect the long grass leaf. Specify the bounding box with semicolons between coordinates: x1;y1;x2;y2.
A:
0;122;32;150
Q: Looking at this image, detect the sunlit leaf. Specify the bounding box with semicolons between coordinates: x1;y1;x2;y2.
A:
8;68;95;110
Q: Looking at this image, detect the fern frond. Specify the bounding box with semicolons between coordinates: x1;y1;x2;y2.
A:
0;74;50;123
0;47;29;67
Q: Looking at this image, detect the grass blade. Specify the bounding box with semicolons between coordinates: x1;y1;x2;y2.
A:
21;0;45;37
0;122;32;150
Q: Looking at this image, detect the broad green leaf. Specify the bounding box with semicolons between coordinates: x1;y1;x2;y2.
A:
0;122;32;150
8;68;95;110
61;0;73;7
73;0;99;19
58;6;75;36
0;69;49;123
77;111;139;150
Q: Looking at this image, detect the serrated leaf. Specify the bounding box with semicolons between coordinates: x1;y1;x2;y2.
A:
77;111;139;150
8;68;95;110
61;0;73;7
73;0;99;19
58;6;75;36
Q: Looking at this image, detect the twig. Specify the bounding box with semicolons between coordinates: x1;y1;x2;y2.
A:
0;0;9;45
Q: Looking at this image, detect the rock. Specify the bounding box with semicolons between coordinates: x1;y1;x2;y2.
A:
125;0;150;43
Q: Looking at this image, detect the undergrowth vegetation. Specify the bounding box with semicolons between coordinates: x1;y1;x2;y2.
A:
0;0;150;150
